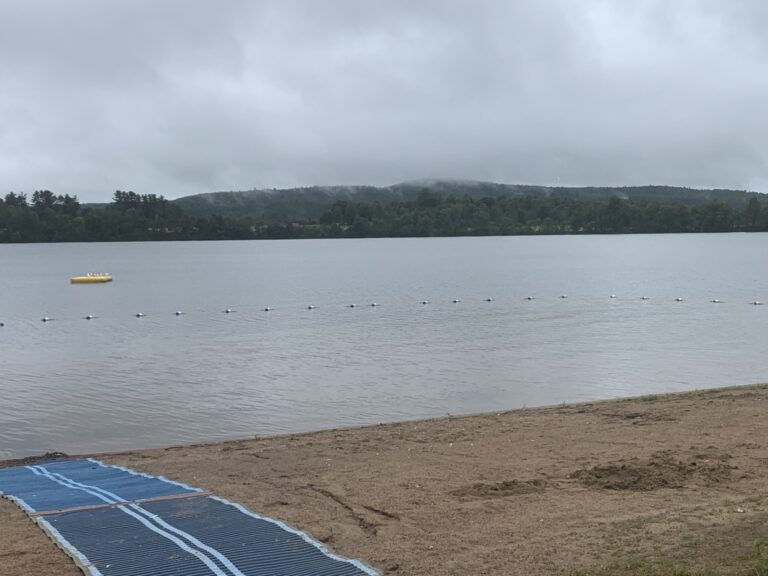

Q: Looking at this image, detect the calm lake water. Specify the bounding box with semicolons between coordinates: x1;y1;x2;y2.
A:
1;234;766;459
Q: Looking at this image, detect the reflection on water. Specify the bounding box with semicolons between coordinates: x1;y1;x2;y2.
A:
0;234;766;458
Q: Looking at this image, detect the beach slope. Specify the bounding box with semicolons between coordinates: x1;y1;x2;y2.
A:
2;384;768;575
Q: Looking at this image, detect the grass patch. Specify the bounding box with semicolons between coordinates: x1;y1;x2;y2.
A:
612;382;768;406
573;560;709;576
748;539;768;576
573;539;768;576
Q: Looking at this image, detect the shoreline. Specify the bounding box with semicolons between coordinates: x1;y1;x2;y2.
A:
4;384;763;466
3;383;768;575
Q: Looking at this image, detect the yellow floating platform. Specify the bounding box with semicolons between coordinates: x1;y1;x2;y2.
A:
70;274;113;284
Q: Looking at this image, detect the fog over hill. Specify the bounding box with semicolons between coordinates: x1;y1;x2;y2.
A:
172;180;762;220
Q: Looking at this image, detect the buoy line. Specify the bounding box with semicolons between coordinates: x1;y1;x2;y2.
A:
16;295;767;327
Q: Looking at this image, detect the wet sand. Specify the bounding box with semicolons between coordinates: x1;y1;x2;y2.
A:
2;384;768;575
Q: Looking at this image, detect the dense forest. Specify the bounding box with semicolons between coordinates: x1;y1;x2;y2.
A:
174;181;765;219
1;189;767;243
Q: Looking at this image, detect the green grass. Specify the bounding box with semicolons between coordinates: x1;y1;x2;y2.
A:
612;382;768;405
573;562;706;576
573;540;768;576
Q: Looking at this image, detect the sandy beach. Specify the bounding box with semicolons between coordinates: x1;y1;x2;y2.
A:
2;384;768;576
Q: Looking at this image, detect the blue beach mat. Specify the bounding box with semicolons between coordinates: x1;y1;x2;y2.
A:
0;459;378;576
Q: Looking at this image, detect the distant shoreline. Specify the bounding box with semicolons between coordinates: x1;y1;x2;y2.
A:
2;185;766;242
0;229;766;246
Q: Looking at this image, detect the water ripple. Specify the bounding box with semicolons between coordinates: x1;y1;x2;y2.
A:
1;235;766;458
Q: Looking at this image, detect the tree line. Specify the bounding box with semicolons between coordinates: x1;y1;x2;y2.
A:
1;189;767;243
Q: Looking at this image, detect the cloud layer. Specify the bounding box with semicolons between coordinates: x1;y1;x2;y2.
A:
1;1;767;201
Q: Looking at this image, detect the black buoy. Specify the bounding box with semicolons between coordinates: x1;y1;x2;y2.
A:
525;296;534;301
560;295;568;299
348;304;356;308
485;298;493;302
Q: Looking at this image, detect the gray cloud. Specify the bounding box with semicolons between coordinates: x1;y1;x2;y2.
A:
1;0;767;202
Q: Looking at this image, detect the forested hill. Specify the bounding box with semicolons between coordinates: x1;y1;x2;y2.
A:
173;180;762;220
2;187;767;243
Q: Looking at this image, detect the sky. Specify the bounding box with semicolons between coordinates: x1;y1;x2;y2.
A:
1;1;767;202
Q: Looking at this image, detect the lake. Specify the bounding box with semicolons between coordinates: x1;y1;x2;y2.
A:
0;234;766;459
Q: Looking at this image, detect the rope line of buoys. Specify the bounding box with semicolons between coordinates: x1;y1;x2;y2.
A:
1;296;765;328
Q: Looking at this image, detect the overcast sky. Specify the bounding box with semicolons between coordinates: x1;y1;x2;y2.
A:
1;1;767;202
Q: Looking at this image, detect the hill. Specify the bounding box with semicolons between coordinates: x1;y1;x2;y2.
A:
172;180;762;219
3;184;766;242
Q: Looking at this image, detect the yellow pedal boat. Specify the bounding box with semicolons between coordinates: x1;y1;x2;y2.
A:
70;273;113;284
